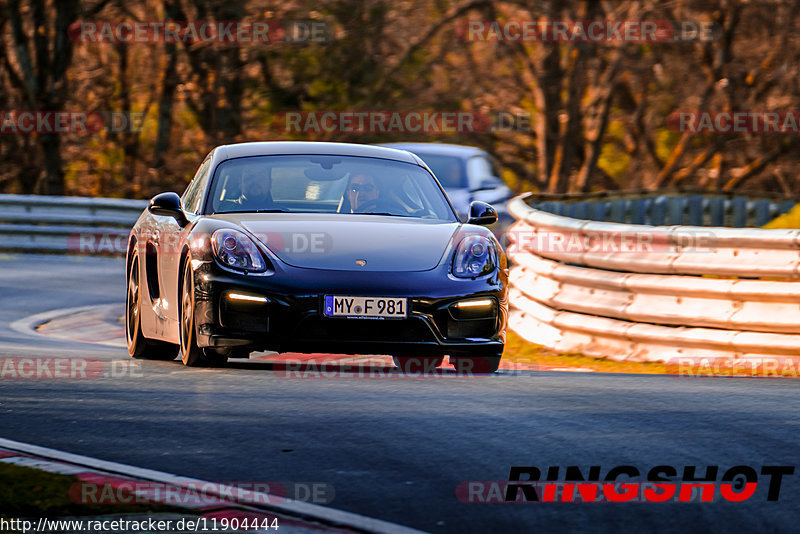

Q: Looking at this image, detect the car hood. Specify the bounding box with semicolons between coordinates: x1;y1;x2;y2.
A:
224;214;460;271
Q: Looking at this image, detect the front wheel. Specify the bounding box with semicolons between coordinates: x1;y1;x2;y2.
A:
180;258;214;367
127;255;177;360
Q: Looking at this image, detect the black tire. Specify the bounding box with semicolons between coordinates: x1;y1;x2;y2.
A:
450;355;501;374
202;348;230;367
126;255;177;360
392;356;444;374
179;257;213;367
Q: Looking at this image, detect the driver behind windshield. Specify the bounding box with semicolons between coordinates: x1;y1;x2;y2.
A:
346;173;381;213
237;169;275;211
343;172;420;216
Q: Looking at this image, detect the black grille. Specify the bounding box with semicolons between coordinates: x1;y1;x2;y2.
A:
221;310;268;333
297;317;435;342
445;317;496;339
219;298;269;333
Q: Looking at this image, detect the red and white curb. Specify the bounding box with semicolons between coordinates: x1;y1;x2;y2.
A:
10;304;125;348
0;437;427;534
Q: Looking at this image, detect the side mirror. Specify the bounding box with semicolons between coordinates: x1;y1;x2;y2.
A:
149;192;189;227
466;201;497;226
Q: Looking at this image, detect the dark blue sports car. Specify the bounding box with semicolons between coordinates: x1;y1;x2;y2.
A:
126;142;508;373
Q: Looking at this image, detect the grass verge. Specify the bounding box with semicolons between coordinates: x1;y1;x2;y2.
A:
503;330;667;374
0;462;186;518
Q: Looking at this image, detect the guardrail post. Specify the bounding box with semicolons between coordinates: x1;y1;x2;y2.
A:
709;196;725;226
732;197;748;227
609;199;627;223
688;195;704;226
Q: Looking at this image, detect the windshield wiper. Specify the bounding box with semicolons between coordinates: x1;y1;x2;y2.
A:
218;208;290;214
353;212;405;217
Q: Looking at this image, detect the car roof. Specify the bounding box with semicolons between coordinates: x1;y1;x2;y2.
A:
379;143;488;159
214;141;423;165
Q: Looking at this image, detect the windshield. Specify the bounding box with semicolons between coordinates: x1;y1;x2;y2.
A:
207;155;457;221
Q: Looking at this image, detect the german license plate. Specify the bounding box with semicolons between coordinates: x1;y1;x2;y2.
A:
324;296;407;318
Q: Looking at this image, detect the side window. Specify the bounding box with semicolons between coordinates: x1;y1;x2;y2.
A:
487;155;501;178
401;176;424;210
466;156;493;191
182;159;212;214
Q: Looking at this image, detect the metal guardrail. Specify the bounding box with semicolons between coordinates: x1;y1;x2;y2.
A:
507;192;800;363
0;194;146;255
528;190;797;227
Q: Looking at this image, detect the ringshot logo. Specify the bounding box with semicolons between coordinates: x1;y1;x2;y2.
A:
457;465;794;503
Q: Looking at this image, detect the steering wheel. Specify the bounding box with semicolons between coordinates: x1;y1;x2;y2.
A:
353;198;381;214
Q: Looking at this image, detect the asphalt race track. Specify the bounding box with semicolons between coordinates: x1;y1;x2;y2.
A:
1;253;799;533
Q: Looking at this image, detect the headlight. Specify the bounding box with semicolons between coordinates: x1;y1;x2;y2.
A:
452;235;497;278
211;229;267;273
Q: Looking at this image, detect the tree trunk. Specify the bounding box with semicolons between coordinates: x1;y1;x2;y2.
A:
40;134;64;195
152;39;178;168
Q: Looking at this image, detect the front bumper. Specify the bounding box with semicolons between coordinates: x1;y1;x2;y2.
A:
191;260;508;358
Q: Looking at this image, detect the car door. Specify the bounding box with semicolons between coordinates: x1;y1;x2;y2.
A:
156;156;213;332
